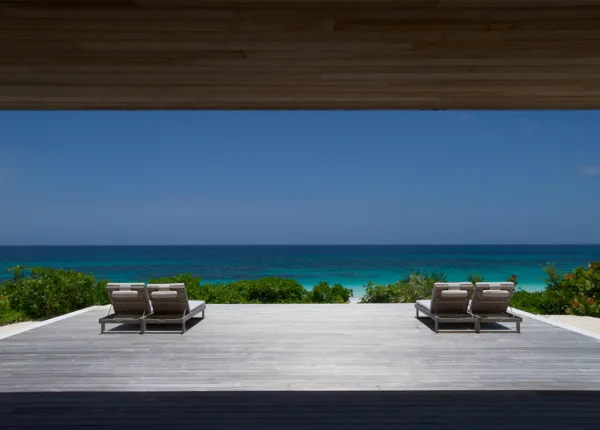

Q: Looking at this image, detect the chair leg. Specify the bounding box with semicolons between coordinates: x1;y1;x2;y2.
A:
181;320;186;334
100;322;105;334
416;308;419;317
475;319;481;334
434;319;439;334
516;320;521;334
140;320;145;335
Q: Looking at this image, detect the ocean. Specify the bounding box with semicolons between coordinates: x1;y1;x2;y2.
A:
0;245;598;295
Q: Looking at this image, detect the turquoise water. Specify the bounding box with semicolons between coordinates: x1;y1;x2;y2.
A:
1;245;598;296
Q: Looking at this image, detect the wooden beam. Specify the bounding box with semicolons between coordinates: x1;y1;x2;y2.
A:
2;0;600;109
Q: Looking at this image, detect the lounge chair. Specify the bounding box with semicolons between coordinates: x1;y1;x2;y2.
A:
99;283;152;334
415;282;478;333
471;282;522;333
142;283;206;334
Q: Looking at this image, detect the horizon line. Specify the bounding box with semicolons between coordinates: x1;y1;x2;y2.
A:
1;244;599;247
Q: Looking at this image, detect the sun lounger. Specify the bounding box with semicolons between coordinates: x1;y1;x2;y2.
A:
415;282;478;333
99;283;152;334
471;282;522;333
142;283;206;334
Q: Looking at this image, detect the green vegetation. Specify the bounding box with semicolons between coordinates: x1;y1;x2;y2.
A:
0;266;109;323
147;275;353;304
0;267;354;325
0;296;27;325
467;273;485;284
512;263;600;317
361;270;447;303
309;281;353;304
2;262;598;326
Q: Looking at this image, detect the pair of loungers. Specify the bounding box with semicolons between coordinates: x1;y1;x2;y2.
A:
415;282;522;333
99;283;206;334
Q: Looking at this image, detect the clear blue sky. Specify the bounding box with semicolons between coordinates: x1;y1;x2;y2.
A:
0;111;598;245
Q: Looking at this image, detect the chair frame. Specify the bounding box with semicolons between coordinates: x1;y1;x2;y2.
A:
471;282;523;333
415;282;479;333
100;311;154;334
142;283;206;334
415;302;480;333
475;312;522;333
141;304;206;334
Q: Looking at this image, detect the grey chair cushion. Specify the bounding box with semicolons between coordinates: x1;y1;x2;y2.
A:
476;282;514;289
151;291;178;299
111;291;139;298
189;300;206;311
482;290;510;297
441;290;468;297
416;299;432;311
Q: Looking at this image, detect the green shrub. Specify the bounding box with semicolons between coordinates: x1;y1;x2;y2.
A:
361;281;404;303
508;263;600;316
147;273;250;303
361;270;447;303
146;275;353;304
308;282;353;304
198;282;253;304
241;278;308;303
5;261;597;320
1;266;108;320
147;273;203;299
467;273;485;284
547;262;600;316
0;296;28;326
510;290;558;315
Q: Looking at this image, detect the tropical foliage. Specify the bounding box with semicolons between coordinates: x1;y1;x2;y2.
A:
0;267;354;325
0;295;27;326
467;273;485;284
2;262;598;326
360;270;447;303
0;266;108;321
147;275;353;304
512;262;600;316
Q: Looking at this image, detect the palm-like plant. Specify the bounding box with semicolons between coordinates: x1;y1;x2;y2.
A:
397;269;448;302
467;273;485;284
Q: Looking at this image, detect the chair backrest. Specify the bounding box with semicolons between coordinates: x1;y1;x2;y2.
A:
146;283;191;316
106;283;151;315
430;282;473;314
471;282;515;314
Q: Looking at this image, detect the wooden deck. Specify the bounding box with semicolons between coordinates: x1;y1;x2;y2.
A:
2;304;600;429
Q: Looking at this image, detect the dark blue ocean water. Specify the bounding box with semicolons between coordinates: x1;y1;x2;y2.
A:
1;245;598;295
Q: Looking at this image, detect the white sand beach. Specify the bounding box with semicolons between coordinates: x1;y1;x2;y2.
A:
543;315;600;336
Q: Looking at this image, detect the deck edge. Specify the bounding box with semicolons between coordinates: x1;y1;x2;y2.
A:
512;308;600;342
0;305;102;341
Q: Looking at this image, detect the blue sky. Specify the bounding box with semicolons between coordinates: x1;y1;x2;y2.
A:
0;111;598;245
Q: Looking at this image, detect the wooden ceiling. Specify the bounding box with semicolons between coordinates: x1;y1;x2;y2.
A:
2;0;600;109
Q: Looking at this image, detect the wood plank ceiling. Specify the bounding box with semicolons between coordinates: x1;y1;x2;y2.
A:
2;0;600;109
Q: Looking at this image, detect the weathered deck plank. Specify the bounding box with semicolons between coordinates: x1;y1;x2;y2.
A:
1;304;599;391
2;304;600;429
